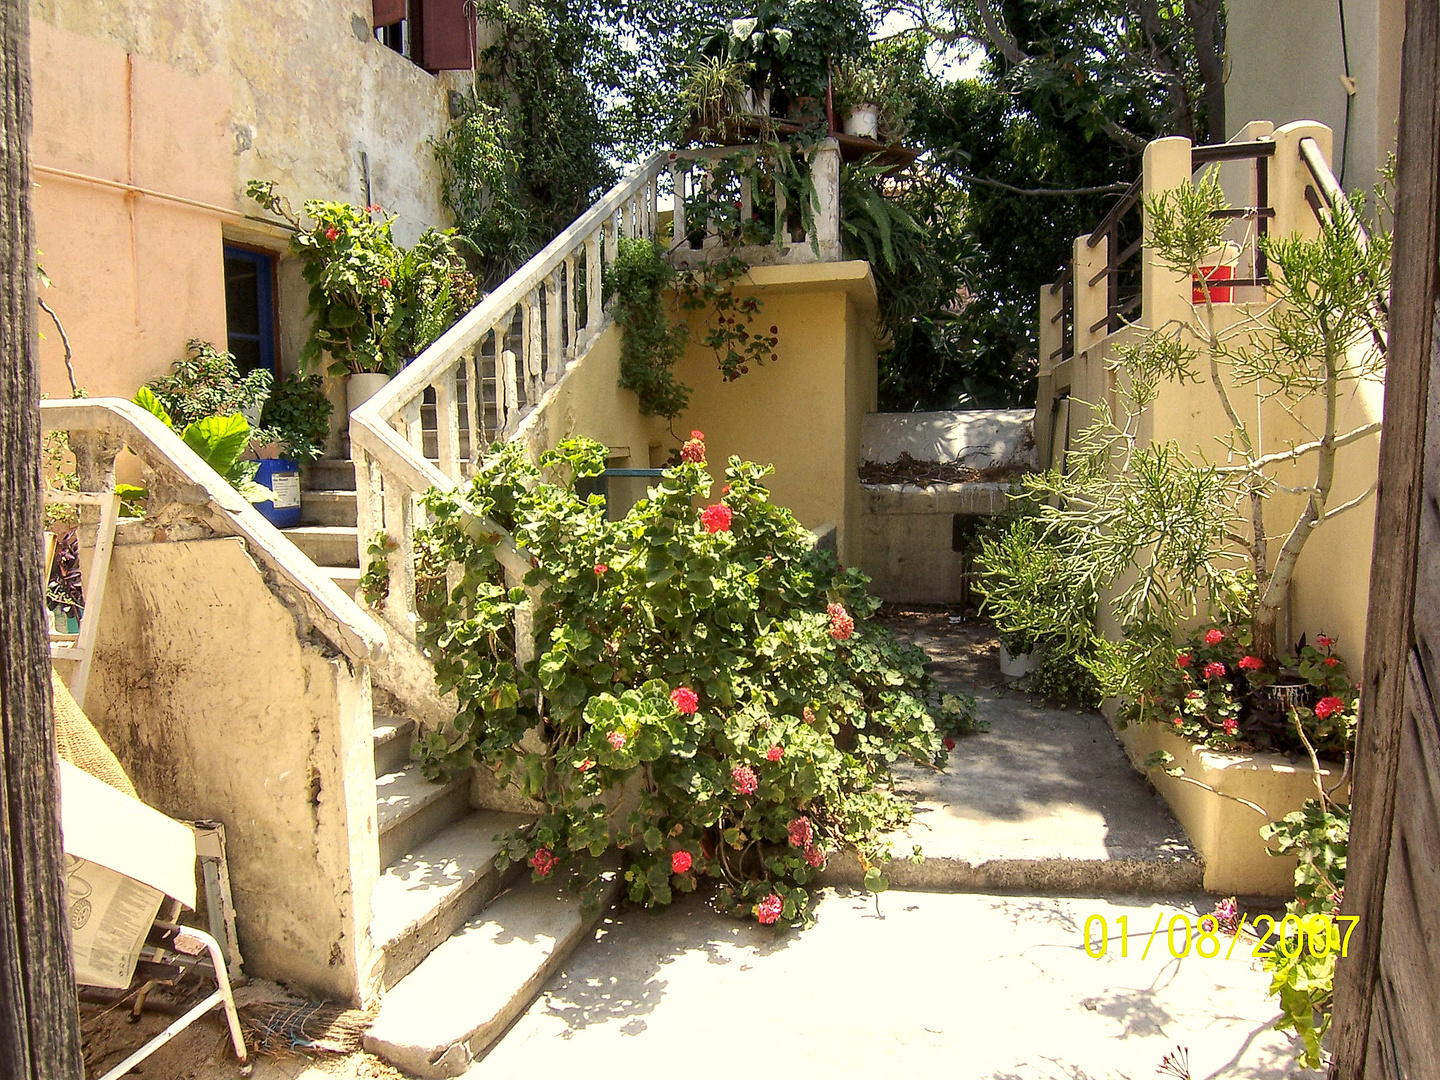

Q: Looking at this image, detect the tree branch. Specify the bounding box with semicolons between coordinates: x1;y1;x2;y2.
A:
1218;422;1383;472
973;0;1029;64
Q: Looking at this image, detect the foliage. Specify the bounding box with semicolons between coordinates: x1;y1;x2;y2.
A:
698;2;794;103
1024;640;1103;710
611;238;690;419
679;56;750;141
414;434;973;925
973;515;1097;658
360;532;398;609
132;387;271;503
832;41;915;143
146;340;271;431
255;373;333;465
247;182;474;377
432;95;532;289
676;256;781;382
472;0;618;246
47;529;83;621
1259;798;1349;1068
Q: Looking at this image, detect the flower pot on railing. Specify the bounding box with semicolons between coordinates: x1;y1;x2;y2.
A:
842;105;879;140
346;372;391;417
741;88;772;118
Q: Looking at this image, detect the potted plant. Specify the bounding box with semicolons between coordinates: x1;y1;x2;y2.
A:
832;58;880;139
248;372;336;527
698;3;792;118
246;182;475;418
679;56;749;142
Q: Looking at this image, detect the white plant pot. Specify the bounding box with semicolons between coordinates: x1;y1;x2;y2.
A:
998;643;1041;678
741;88;771;117
346;372;391;416
843;105;879;140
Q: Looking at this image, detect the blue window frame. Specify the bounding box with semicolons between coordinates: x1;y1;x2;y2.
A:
223;245;277;375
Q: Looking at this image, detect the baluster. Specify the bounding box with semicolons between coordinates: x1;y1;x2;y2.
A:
545;274;562;383
585;232;601;338
811;139;842;260
563;254;577;357
353;449;379;561
402;397;424;455
464;349;481;466
501;348;520;435
648;178;658;239
773;170;788;249
601;216;617;310
435;368;460;478
526;287;543;400
741;164;753;236
671;164;687;249
381;478;417;631
619;199;630;241
493;324;509;431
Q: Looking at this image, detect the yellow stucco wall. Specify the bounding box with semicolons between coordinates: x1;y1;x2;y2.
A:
30;1;464;413
666;262;878;563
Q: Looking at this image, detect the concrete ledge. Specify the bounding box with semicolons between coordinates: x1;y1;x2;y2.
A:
822;848;1203;895
861;409;1036;470
860;481;1017;515
1115;720;1350;897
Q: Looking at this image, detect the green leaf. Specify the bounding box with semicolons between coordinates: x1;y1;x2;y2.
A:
863;868;888;893
133;387;174;429
183;414;252;476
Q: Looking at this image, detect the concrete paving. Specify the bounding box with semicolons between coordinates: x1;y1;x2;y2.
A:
479;888;1320;1079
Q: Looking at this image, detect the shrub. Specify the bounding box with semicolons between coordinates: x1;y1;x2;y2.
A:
256;372;333;464
146;340;271;430
414;434;976;925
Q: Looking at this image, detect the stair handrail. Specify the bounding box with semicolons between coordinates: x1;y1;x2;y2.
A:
40;398;387;664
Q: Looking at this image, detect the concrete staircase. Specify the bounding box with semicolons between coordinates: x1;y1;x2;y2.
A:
284;467;618;1077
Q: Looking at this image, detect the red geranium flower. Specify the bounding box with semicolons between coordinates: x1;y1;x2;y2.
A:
575;758;594;772
1172;717;1184;727
700;504;732;533
671;686;698;715
1223;717;1238;735
1324;656;1339;667
803;844;825;868
943;736;957;751
671;850;692;874
594;563;608;574
1315;635;1334;649
766;744;784;762
1175;654;1192;669
1204;629;1225;646
1203;661;1227;680
379;277;391;288
1238;655;1263;671
680;433;706;463
324;226;340;241
528;847;559;877
787;816;812;848
731;764;758;795
1314;696;1345;720
756;893;783;925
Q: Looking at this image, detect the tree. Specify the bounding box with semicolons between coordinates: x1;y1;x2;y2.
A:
0;0;85;1075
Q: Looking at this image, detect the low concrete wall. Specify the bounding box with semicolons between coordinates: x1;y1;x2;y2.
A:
1115;719;1349;897
860;409;1037;470
85;536;382;1002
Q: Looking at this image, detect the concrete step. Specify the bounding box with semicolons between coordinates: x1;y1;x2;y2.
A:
370;811;533;990
321;565;362;600
283;525;359;568
364;862;622;1077
304;458;356;491
373;715;417;777
301;489;358;528
376;765;470;869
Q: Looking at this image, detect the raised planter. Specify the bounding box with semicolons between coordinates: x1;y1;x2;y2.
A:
1115;719;1349;897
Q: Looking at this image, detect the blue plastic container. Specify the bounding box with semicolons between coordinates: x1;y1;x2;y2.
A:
253;458;302;528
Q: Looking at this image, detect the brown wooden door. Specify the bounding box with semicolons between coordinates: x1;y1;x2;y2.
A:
1330;2;1440;1076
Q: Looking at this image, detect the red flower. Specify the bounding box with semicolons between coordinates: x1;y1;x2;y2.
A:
324;225;340;241
594;563;608;574
1203;661;1227;680
1314;696;1345;720
700;504;732;533
575;758;594;772
529;847;559;877
731;764;758;795
671;686;698;715
721;484;731;494
756;893;783;925
607;730;627;750
1186;690;1203;700
690;430;704;439
680;434;706;463
827;602;855;641
1172;717;1184;727
671;850;693;874
1238;655;1263;671
1316;635;1334;649
1223;717;1238;735
942;736;957;751
1175;654;1192;669
379;277;391;288
366;203;382;213
1324;656;1340;667
803;844;825;868
787;816;813;848
1204;629;1225;646
766;744;784;762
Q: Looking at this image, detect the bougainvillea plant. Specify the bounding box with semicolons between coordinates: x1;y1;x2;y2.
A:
414;433;977;926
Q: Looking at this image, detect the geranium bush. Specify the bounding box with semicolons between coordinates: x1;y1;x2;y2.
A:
414;433;977;926
1123;626;1358;759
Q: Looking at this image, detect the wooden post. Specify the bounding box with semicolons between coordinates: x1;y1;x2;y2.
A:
0;0;86;1074
1329;2;1440;1075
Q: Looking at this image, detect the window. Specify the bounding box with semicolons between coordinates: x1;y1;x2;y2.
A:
373;0;474;73
223;246;278;376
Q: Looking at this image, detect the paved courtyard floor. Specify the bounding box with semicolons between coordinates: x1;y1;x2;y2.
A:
478;887;1320;1080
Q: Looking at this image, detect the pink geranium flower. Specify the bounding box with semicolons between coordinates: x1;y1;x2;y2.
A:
700;504;732;533
756;893;783;925
671;686;698;715
1204;629;1225;646
607;730;627;750
528;848;558;877
731;764;758;795
671;850;692;874
766;744;784;762
787;816;813;848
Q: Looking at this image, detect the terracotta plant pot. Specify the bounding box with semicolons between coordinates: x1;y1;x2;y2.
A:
346;372;391;416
